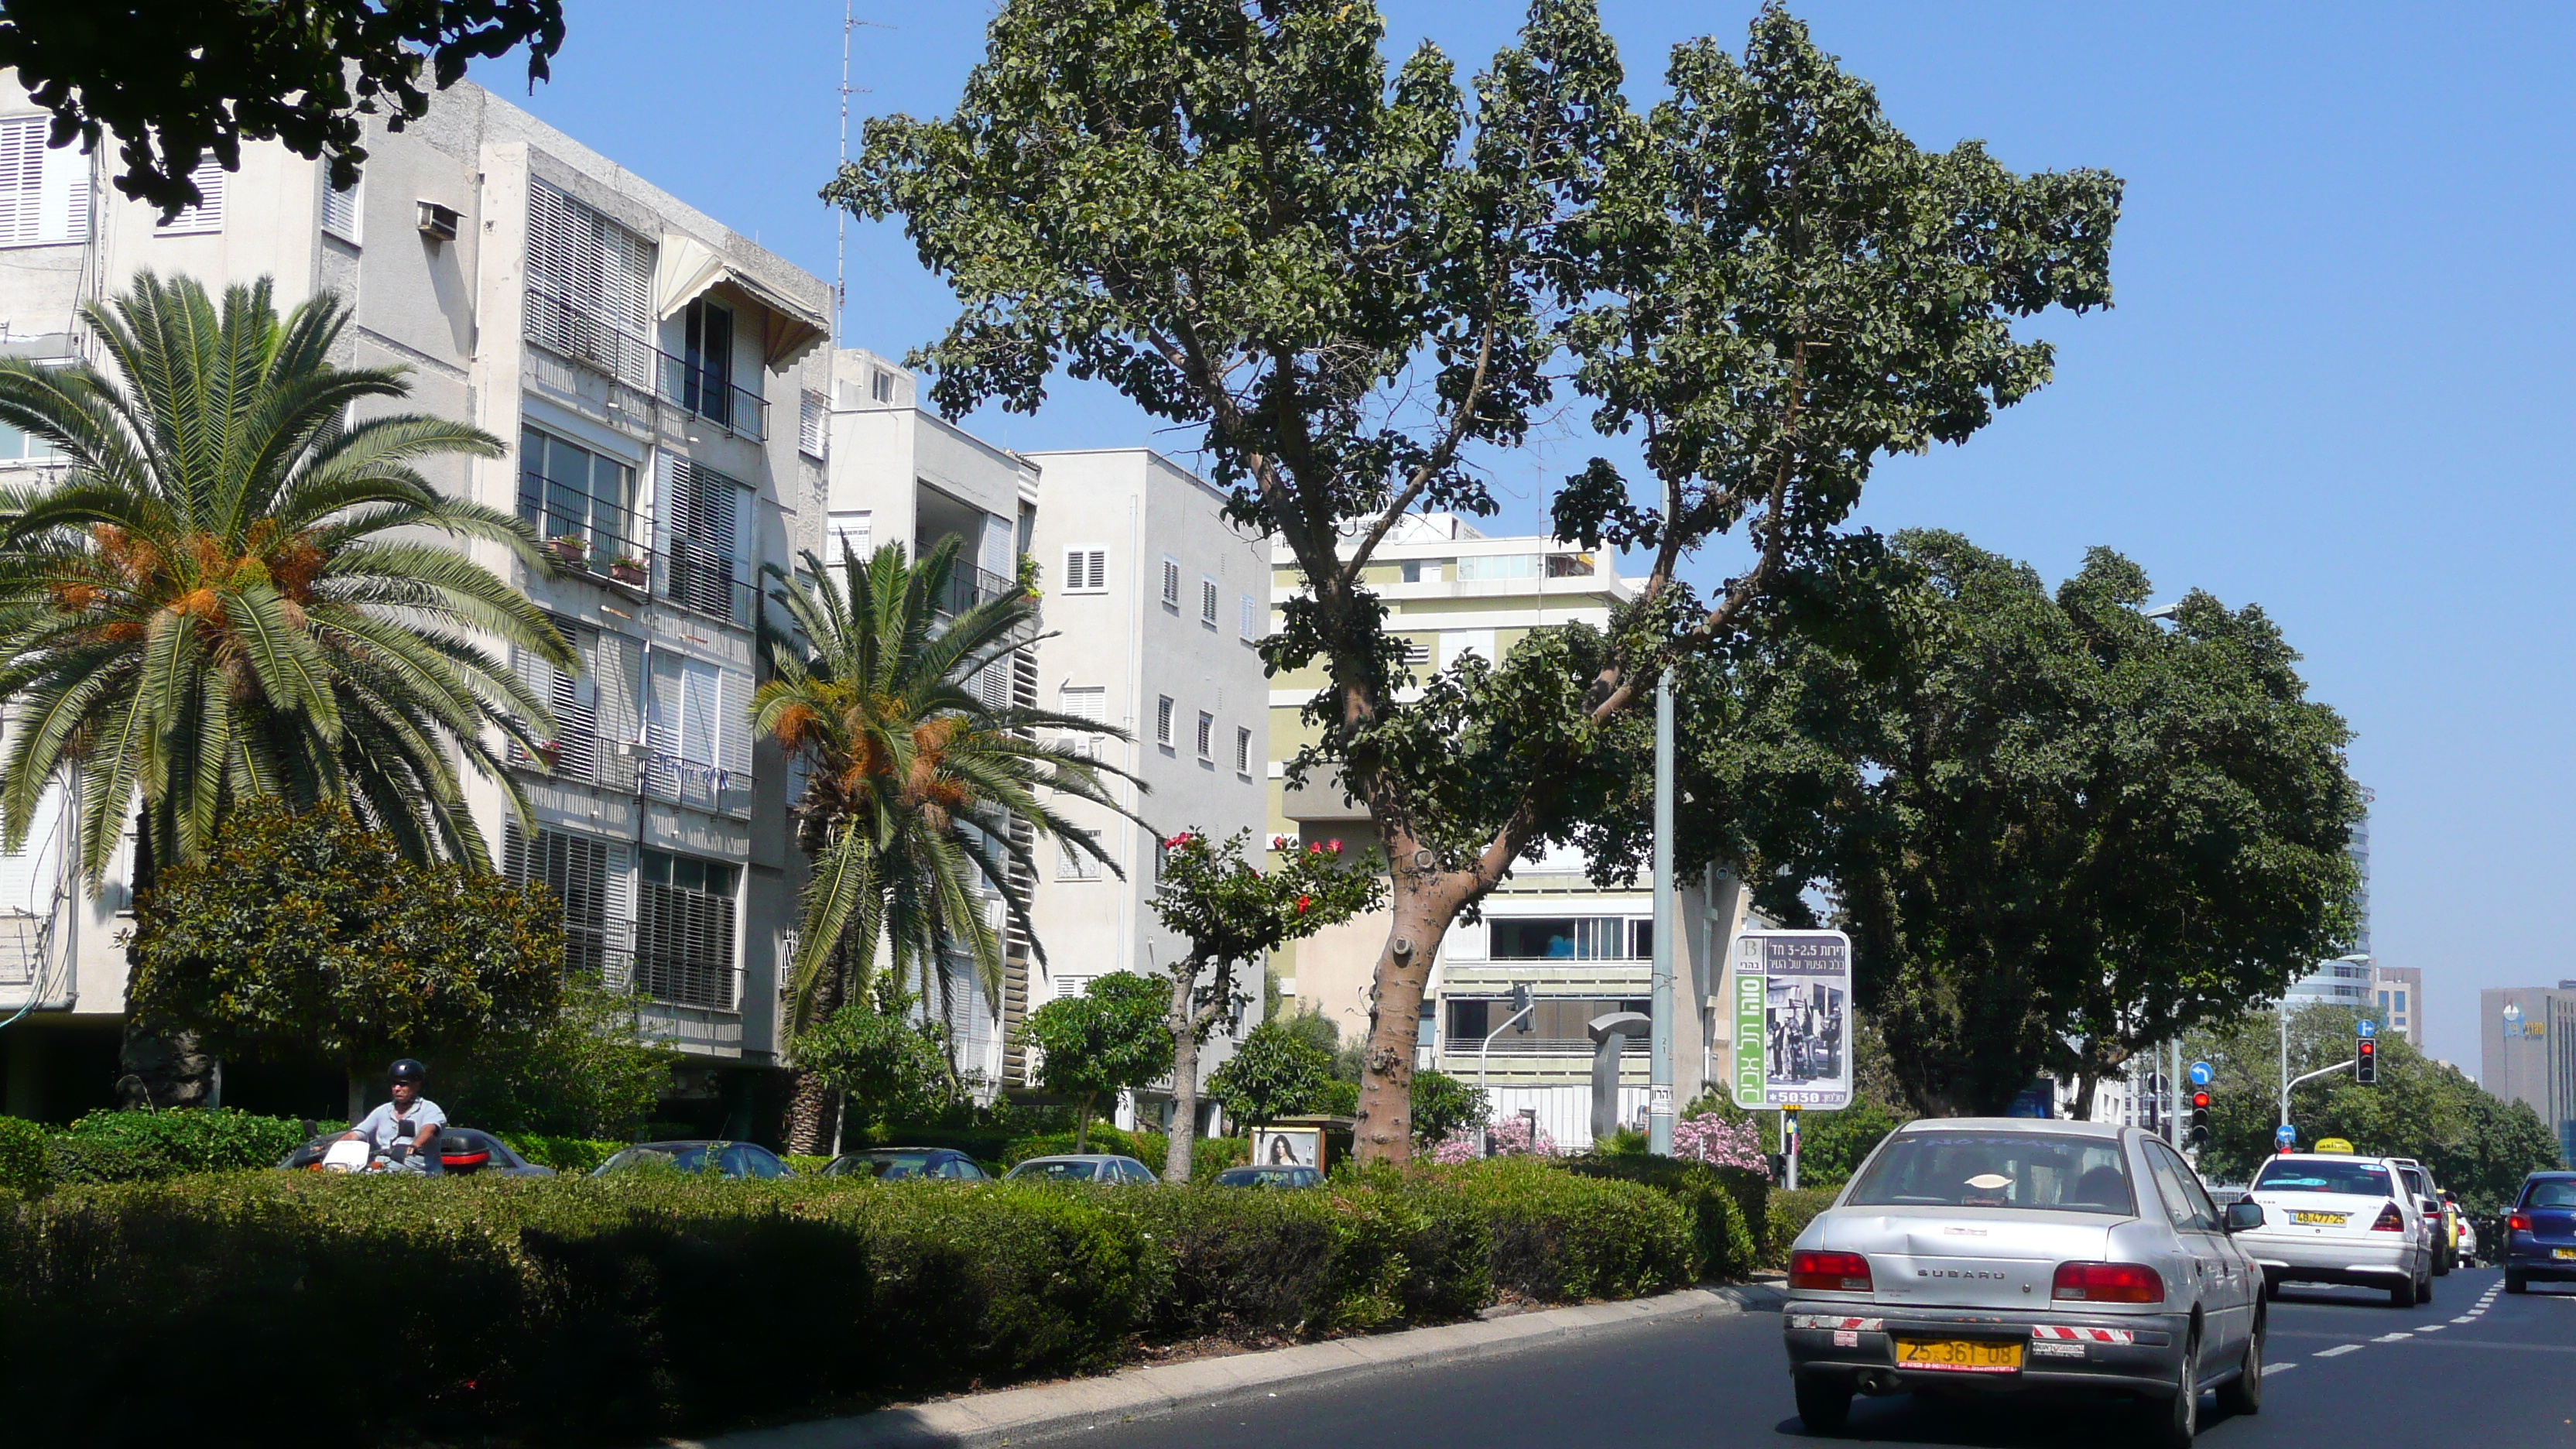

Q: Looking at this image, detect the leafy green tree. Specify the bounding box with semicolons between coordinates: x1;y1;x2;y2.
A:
1208;1019;1334;1133
440;980;674;1140
0;1;565;215
125;800;564;1115
1627;533;2359;1116
794;985;958;1142
755;539;1135;1151
1147;829;1384;1180
0;275;570;1108
1407;1069;1491;1147
839;0;2117;1160
1020;971;1172;1150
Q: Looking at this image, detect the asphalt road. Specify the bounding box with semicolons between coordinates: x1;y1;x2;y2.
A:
1082;1268;2575;1448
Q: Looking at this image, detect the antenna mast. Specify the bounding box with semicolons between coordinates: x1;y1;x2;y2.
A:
834;0;855;349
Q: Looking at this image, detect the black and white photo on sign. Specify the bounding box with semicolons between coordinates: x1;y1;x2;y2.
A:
1253;1127;1321;1169
1765;980;1847;1088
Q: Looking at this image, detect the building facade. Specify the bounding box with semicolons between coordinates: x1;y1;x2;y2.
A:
2482;984;2576;1167
0;77;831;1125
1264;516;1749;1148
2372;964;2424;1046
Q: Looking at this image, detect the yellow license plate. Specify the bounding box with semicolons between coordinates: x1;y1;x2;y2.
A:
1894;1338;2023;1374
2554;1249;2576;1261
2293;1211;2348;1225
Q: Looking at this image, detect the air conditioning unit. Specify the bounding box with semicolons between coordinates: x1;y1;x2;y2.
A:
416;201;461;242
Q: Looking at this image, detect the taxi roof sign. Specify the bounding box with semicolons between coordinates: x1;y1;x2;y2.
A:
2313;1136;2355;1154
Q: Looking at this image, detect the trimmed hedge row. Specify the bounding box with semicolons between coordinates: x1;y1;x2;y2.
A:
0;1159;1698;1447
1565;1155;1766;1283
1765;1186;1839;1265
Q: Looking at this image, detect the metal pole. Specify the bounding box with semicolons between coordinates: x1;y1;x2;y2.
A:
1649;670;1676;1156
2280;1005;2290;1129
1783;1106;1800;1190
2170;1040;2183;1147
1476;1003;1535;1155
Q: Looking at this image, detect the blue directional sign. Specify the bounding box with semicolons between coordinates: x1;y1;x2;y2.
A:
2189;1060;2213;1087
2357;1019;2378;1040
2276;1123;2298;1146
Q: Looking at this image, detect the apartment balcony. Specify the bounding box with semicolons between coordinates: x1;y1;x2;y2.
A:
933;561;1019;620
522;291;769;444
519;491;655;594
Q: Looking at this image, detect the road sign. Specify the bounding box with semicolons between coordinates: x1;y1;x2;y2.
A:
1729;929;1854;1110
2189;1060;2213;1087
2356;1019;2378;1040
2275;1123;2297;1146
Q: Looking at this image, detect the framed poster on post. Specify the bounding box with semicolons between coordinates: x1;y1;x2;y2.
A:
1730;929;1854;1111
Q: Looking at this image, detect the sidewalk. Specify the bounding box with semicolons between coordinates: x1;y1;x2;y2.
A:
675;1282;1785;1449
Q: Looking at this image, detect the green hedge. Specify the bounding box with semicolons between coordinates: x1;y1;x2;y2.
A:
0;1115;46;1199
1565;1155;1766;1283
0;1160;1696;1447
40;1108;310;1187
1766;1185;1839;1266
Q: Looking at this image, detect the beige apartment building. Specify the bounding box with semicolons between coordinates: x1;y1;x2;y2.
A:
1265;515;1759;1148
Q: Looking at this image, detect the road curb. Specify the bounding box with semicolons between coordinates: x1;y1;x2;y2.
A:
670;1283;1786;1449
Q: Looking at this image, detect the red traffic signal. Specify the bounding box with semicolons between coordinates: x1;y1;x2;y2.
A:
2355;1037;2379;1085
2191;1091;2211;1111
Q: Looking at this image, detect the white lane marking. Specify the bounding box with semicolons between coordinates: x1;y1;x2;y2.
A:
2372;1332;2413;1342
2451;1316;2476;1324
2415;1324;2444;1333
2315;1344;2365;1357
2266;1362;2297;1373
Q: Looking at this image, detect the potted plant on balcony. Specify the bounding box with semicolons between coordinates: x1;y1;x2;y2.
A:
547;533;589;567
608;555;648;587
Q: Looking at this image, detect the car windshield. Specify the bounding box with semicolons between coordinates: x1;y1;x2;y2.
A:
1017;1160;1098;1180
2523;1180;2576;1209
2253;1160;2395;1197
1846;1132;2135;1214
856;1153;937;1179
604;1146;711;1173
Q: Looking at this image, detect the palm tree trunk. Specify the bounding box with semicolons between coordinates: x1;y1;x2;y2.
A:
782;953;848;1155
115;810;217;1110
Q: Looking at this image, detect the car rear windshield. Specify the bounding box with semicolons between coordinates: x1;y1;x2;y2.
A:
605;1146;708;1173
2523;1180;2576;1209
1017;1160;1098;1180
1845;1132;2135;1214
860;1153;937;1179
2253;1160;2394;1197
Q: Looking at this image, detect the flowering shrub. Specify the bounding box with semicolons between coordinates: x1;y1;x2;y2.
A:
1430;1114;1559;1163
1671;1112;1769;1179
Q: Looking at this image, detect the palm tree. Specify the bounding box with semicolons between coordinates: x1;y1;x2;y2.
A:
755;537;1138;1150
0;273;574;1104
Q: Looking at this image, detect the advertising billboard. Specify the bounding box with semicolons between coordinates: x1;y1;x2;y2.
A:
1731;929;1854;1110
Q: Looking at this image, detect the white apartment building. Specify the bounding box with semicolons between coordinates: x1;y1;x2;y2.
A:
0;76;831;1126
1266;515;1755;1149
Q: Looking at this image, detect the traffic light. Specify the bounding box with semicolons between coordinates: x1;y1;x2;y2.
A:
2355;1036;2378;1085
2188;1091;2211;1148
1510;982;1533;1033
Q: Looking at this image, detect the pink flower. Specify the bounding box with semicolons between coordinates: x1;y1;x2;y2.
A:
1325;839;1342;854
1271;834;1292;851
1307;842;1322;855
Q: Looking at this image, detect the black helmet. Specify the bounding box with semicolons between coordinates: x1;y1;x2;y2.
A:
389;1058;428;1085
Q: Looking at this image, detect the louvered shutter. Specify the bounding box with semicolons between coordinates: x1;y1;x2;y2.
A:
1239;593;1258;640
526;181;653;386
0;119;46;245
156;160;224;234
659;456;751;624
321;173;360;241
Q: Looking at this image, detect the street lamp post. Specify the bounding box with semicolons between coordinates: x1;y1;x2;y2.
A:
2281;953;2372;1135
1649;671;1676;1156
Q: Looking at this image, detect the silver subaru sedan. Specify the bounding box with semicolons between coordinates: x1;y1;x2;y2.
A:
1780;1118;2267;1447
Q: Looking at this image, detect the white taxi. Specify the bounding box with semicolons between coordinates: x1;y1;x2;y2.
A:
2235;1153;2433;1306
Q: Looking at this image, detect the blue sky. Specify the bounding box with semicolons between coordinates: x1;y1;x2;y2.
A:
516;1;2574;1073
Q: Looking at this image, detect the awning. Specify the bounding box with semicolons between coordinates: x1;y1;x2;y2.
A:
653;234;831;372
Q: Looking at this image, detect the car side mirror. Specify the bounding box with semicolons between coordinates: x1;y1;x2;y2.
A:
2224;1201;2264;1233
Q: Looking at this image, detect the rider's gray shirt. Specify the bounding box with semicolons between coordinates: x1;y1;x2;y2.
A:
351;1098;447;1152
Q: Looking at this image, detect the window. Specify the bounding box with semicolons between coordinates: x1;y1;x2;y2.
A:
525;180;655;387
1239;593;1259;641
1062;547;1107;594
798;389;829;459
0;118;87;246
1201;577;1219;625
1155;695;1175;748
320;170;360;242
2147;1142;2218;1231
1400;638;1431;668
1196;711;1214;759
870;368;895;403
1444;995;1653;1046
1160;557;1181;608
156;159;225;235
504;824;629;981
1546;552;1595;577
657;456;755;625
1847;1132;2136;1214
635;850;738;1009
1235;726;1253;776
1398;559;1425;583
1629;919;1653;961
0;421;61;462
1457;553;1539;582
2395;989;2407;1012
1057;833;1102;881
682;298;735;427
826;510;872;564
1489;916;1634;961
518;428;635;559
2252;1158;2396;1197
645;649;752;815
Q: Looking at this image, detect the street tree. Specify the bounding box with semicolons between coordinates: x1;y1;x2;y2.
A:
794;983;957;1144
0;0;565;216
838;0;2118;1160
1020;971;1172;1150
1609;533;2360;1117
755;540;1136;1151
0;275;573;1107
1207;1019;1334;1135
1147;829;1384;1180
125;800;564;1116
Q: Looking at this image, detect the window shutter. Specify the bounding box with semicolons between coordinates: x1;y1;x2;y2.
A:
1161;559;1180;606
1239;593;1258;640
1201;578;1218;623
0;119;46;245
659;456;751;624
1235;726;1252;774
1156;696;1174;745
526;180;654;386
321;172;360;241
799;389;828;457
156;159;225;234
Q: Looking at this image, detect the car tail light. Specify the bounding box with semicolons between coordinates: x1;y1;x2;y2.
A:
2052;1261;2165;1303
2371;1202;2406;1232
1790;1249;1873;1293
2509;1213;2531;1233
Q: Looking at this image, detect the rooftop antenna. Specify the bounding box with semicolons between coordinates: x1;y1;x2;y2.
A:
834;5;893;351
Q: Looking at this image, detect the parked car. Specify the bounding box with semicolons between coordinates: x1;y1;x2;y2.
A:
590;1140;794;1180
2503;1171;2576;1293
1002;1153;1156;1184
822;1147;989;1181
1781;1118;2263;1447
2238;1152;2434;1306
276;1126;553;1177
2455;1210;2478;1267
1214;1165;1323;1189
2388;1157;2455;1273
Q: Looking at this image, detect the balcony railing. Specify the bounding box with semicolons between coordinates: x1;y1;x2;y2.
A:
523;291;769;443
518;488;655;592
933;561;1019;619
658;544;758;630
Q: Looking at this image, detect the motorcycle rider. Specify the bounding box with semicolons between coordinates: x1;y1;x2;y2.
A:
334;1058;447;1171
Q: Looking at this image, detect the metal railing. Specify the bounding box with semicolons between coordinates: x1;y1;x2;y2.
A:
1444;1036;1651;1058
933;562;1019;619
517;491;656;591
522;291;769;442
657;544;759;630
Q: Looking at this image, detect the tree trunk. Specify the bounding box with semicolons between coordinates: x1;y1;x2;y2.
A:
1163;961;1207;1184
115;810;218;1112
1074;1097;1093;1152
782;961;848;1155
1352;872;1462;1165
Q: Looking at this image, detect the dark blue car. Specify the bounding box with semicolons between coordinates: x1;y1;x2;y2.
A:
2503;1171;2576;1293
